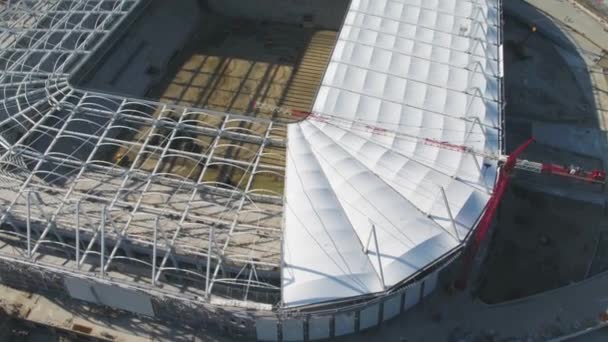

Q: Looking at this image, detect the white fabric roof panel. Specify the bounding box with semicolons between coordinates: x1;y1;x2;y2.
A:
282;0;502;307
282;125;385;307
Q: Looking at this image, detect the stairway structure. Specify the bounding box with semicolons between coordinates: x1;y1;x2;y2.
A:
280;30;337;115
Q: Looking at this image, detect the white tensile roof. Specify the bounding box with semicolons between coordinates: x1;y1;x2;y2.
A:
282;0;502;307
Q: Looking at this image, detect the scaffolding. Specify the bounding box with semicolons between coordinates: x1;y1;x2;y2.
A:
0;0;286;308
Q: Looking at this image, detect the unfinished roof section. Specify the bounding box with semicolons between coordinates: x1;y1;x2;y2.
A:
70;0;349;198
0;0;503;310
0;0;347;306
282;0;503;307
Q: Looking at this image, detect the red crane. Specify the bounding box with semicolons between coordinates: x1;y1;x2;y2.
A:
257;102;607;288
424;137;606;185
281;105;607;184
418;137;605;289
453;137;534;290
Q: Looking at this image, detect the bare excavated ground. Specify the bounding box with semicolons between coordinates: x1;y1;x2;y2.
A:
108;17;337;196
478;13;608;304
478;184;604;303
148;20;336;121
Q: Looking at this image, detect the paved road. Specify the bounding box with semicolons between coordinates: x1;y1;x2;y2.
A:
579;0;608;19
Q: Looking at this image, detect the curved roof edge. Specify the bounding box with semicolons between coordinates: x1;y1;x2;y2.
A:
282;0;503;308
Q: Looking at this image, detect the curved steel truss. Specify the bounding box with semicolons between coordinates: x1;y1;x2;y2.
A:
0;0;285;307
0;0;504;315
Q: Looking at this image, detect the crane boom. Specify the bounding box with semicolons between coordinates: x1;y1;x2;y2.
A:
263;103;608;290
295;110;607;185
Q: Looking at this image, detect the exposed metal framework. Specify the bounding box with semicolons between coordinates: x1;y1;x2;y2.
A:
0;0;286;307
0;0;507;325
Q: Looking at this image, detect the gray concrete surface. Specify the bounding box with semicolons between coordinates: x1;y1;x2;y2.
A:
475;0;608;307
0;283;235;342
207;0;350;31
79;0;210;98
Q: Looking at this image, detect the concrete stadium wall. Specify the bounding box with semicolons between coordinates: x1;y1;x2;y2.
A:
207;0;351;30
0;251;449;341
0;220;455;342
0;256;261;338
256;265;446;341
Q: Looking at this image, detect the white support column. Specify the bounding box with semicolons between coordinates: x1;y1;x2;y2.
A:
27;91;115;257
152;216;158;286
100;206;105;278
371;224;386;290
26;190;31;258
363;224;373;254
76;199;80;270
440;187;460;241
205;223;214;297
244;261;254;301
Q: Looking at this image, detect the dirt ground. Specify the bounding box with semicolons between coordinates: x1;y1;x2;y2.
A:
478;184;604;303
107;16;337;196
478;14;608;304
151;21;336;121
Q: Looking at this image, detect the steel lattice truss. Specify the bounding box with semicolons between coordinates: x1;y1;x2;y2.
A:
0;0;284;306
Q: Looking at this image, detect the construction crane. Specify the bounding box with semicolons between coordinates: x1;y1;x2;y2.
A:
256;101;607;287
516;159;607;183
424;137;607;185
280;106;608;289
420;134;606;288
288;107;607;185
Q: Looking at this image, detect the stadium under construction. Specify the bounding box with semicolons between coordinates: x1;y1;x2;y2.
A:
0;0;503;340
